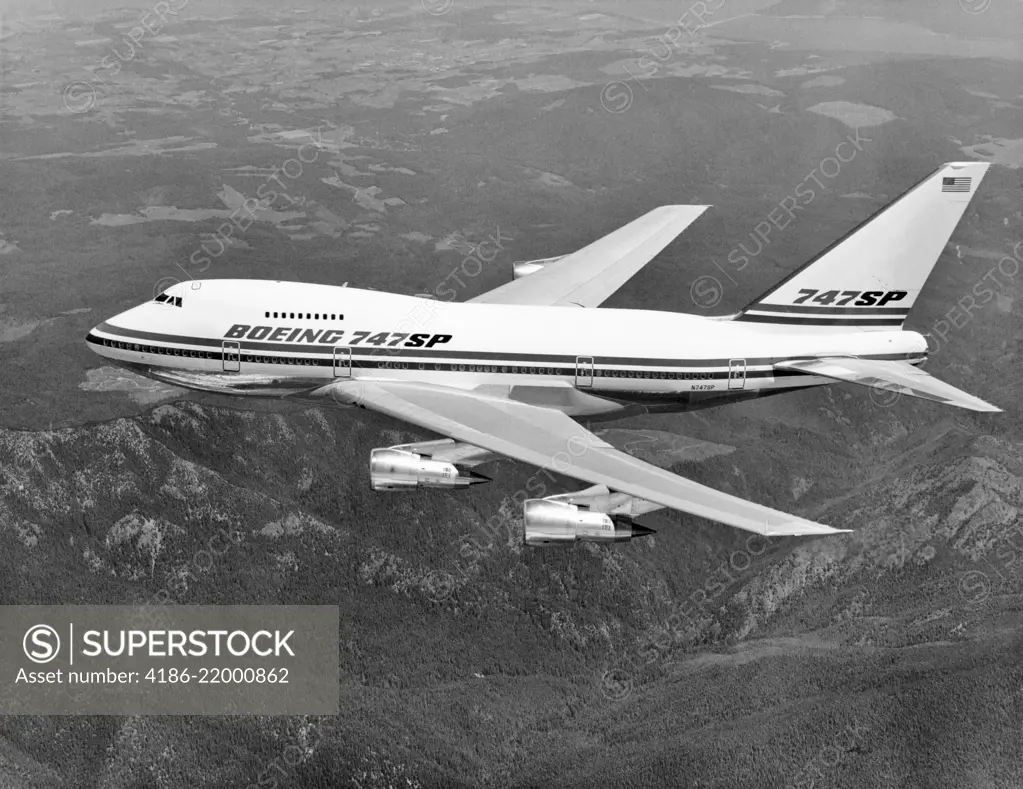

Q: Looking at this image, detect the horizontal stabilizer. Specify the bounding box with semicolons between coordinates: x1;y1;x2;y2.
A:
776;357;1002;413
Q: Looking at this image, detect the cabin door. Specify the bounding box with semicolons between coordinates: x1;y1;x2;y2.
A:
575;356;594;388
728;359;747;390
222;341;240;372
333;346;352;378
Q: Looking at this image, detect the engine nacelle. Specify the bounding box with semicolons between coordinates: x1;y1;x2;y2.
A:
523;498;655;546
370;448;490;491
512;255;566;280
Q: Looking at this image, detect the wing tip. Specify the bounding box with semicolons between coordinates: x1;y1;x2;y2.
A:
947;397;1002;413
764;520;853;537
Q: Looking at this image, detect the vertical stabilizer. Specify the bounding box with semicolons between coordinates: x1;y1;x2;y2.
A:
735;162;990;329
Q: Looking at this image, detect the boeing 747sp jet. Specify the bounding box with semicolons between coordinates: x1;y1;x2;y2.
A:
86;162;999;545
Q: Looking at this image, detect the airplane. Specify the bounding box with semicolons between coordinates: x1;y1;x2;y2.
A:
85;161;999;546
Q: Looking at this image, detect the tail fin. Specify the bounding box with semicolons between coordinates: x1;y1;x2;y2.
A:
735;162;990;329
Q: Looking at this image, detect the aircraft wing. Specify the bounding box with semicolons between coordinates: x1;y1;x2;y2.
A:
776;357;1002;413
468;205;708;307
324;379;848;537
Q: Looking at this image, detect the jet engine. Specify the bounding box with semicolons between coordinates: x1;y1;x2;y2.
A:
512;255;566;280
523;497;655;546
369;447;491;491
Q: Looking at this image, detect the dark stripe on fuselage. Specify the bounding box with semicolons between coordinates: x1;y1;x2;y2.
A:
92;323;920;367
733;314;906;326
88;332;831;381
744;304;911;316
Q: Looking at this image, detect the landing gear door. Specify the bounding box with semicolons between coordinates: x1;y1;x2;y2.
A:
333;346;352;378
575;356;594;388
728;358;746;390
222;341;240;372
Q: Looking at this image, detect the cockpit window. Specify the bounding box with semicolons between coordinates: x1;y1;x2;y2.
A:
153;293;182;307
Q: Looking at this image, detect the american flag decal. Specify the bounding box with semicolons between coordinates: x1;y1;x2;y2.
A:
942;177;971;193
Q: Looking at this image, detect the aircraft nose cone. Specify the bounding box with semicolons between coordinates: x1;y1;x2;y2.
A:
86;324;106;355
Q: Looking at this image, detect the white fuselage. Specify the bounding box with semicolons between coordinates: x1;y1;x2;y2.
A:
86;279;928;418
